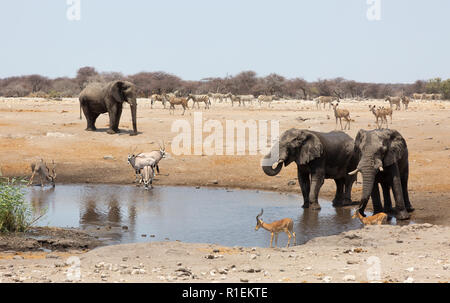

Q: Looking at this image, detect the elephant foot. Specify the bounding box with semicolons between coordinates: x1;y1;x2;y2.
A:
384;207;395;215
85;127;97;131
107;129;118;135
395;209;411;220
129;132;138;137
302;203;310;209
406;206;415;213
310;202;321;210
332;197;344;207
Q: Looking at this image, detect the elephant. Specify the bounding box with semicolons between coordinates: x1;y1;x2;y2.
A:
350;129;414;220
79;80;138;136
262;129;358;210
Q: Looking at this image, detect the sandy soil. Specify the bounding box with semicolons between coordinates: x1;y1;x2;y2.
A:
0;224;448;283
0;97;449;283
0;97;449;225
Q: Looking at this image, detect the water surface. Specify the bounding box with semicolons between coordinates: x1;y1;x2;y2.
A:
26;185;401;247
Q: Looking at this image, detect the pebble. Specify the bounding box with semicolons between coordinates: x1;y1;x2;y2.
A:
45;254;60;259
322;276;332;283
13;256;24;260
240;278;249;283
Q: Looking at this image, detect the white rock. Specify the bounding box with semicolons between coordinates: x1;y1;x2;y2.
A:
322;276;332;283
405;267;414;272
403;277;414;283
343;275;356;282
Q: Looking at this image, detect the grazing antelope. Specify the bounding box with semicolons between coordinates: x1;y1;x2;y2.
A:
187;94;210;109
385;96;401;110
331;102;351;130
150;94;167;109
401;96;410;110
255;209;296;248
141;165;154;190
352;208;387;225
28;159;56;187
165;95;189;115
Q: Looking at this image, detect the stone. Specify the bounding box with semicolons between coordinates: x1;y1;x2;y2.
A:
240;278;249;283
103;155;114;160
343;275;356;282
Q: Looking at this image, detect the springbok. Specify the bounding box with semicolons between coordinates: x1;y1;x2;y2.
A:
331;101;351;130
255;209;296;248
28;159;56;187
352;208;387;225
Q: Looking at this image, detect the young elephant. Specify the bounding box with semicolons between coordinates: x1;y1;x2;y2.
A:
350;129;414;220
262;129;358;210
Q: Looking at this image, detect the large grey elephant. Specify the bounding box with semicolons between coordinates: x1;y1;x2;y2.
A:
79;80;138;136
350;129;414;220
262;129;358;210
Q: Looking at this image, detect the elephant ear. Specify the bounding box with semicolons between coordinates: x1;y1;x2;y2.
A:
354;129;365;152
383;130;407;167
110;81;125;103
299;132;323;165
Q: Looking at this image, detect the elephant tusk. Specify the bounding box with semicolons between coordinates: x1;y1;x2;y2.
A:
348;169;359;176
379;166;384;172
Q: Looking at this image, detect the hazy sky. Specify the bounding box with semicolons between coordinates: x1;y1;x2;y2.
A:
1;0;449;83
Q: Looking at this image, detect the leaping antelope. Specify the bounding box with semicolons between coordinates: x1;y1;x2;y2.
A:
255;209;296;248
352;208;387;225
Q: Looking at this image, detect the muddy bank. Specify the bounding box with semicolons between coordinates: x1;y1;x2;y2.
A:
0;227;101;252
0;224;449;283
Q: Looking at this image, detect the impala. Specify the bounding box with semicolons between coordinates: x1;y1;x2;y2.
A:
352;208;387;225
255;209;296;248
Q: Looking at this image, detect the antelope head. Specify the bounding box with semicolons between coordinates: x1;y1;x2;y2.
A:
255;209;264;231
159;141;167;158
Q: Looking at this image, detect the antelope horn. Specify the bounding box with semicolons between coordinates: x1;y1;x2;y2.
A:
256;208;264;220
348;168;360;176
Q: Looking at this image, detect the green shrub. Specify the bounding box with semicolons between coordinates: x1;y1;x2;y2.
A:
0;178;43;233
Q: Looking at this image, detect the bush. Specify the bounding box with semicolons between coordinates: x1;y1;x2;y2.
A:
0;179;43;233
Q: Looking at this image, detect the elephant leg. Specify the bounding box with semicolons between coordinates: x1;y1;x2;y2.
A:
343;175;355;205
82;105;98;131
381;182;394;214
298;170;311;208
332;179;345;207
107;105;120;134
309;173;324;210
390;164;410;220
401;167;414;212
371;183;384;214
113;105;122;132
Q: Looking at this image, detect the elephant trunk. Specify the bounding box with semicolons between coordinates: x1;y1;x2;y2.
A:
262;160;283;176
130;99;137;136
359;161;377;212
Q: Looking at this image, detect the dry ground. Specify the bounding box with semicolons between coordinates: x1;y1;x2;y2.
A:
0;224;448;283
0;97;449;225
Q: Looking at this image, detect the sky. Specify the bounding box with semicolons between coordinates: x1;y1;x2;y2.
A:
0;0;449;83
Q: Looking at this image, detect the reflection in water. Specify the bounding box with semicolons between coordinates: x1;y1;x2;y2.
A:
25;185;409;247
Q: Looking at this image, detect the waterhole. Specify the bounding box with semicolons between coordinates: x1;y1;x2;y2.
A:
26;185;406;247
